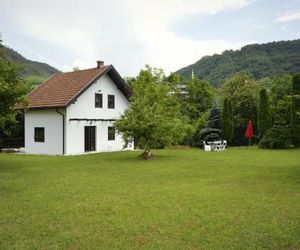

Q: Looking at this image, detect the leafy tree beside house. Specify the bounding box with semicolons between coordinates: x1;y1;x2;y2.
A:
115;66;187;159
0;35;29;129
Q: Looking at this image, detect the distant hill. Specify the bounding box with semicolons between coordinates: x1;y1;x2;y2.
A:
176;39;300;87
1;45;60;84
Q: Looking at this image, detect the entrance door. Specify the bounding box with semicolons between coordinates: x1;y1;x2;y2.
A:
84;126;96;152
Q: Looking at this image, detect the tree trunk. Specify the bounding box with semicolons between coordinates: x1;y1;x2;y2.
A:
140;149;153;160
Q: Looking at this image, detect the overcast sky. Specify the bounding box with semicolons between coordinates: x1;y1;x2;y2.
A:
0;0;299;77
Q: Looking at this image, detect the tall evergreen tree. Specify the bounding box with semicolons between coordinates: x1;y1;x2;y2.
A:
222;98;234;144
291;73;300;147
200;104;222;142
207;104;222;130
258;89;272;138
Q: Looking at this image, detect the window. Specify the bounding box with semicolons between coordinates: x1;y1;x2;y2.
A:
108;94;115;109
34;127;45;142
95;93;103;108
108;127;115;141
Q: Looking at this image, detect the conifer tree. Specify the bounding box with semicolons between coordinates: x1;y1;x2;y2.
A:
258;89;272;138
222;98;234;144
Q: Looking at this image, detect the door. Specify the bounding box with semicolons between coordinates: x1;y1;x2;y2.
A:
84;126;96;152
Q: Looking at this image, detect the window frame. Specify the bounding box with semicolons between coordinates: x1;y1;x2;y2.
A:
34;127;45;142
107;94;115;109
95;93;103;108
108;126;115;141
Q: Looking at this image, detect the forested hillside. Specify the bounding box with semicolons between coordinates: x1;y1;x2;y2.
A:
1;45;60;84
176;40;300;87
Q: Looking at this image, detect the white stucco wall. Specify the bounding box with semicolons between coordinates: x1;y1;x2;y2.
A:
65;74;133;155
24;109;64;155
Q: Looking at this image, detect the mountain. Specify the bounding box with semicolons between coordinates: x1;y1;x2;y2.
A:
176;39;300;87
1;45;60;84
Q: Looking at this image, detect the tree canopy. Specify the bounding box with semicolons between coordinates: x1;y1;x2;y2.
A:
0;36;29;128
115;66;187;159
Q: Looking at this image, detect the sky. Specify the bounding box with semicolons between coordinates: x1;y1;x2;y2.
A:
0;0;299;77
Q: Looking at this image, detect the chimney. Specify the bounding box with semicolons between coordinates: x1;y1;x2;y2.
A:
97;60;104;68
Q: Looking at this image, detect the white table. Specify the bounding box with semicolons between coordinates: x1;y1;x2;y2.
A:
207;141;226;151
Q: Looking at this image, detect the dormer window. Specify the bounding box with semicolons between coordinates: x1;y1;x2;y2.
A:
95;93;103;108
108;95;115;109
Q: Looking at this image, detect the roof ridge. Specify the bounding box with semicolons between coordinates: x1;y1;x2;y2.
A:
63;65;112;107
61;65;110;74
16;64;131;110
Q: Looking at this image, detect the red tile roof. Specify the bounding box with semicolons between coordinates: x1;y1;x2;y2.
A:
17;65;131;109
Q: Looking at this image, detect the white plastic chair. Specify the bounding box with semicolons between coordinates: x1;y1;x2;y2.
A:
203;141;211;151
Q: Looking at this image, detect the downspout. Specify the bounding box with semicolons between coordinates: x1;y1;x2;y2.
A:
56;109;65;155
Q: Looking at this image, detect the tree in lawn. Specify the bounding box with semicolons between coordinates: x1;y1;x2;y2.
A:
259;75;293;149
180;76;215;146
114;66;187;159
222;98;234;144
219;71;259;145
0;35;29;128
291;73;300;147
258;89;272;139
182;76;215;122
199;103;222;142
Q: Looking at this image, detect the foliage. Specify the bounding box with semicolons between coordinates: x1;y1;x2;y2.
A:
222;98;234;144
219;71;259;144
258;89;272;138
177;39;300;87
0;114;24;148
259;125;291;149
114;66;187;158
199;105;222;142
270;74;292;104
292;73;300;94
187;112;207;147
291;73;300;147
181;76;215;121
200;129;221;142
2;45;59;80
0;39;30;127
207;104;222;130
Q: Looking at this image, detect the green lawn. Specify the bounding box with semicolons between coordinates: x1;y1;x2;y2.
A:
0;148;300;249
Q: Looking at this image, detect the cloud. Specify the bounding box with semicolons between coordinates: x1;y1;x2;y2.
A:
275;9;300;23
1;0;253;76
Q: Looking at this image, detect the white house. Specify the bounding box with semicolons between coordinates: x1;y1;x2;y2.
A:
18;61;134;155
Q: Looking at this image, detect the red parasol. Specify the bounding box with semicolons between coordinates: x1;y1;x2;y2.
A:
245;120;254;146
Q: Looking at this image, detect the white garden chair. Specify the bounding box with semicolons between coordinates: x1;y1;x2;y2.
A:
203;141;211;151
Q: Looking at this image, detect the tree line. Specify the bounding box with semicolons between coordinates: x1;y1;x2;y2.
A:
177;39;300;87
117;66;300;158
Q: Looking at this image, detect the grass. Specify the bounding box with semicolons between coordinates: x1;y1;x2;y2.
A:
0;147;300;249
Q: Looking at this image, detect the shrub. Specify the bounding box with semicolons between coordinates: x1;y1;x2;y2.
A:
199;128;222;142
259;125;291;149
